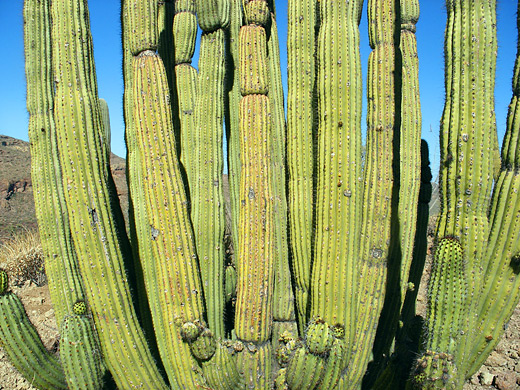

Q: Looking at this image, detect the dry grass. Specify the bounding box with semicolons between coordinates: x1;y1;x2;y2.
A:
0;229;46;287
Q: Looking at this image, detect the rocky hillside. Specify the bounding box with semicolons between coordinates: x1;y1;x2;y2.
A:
0;135;128;244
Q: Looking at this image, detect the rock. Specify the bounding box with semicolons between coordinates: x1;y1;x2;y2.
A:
485;351;508;367
479;371;495;386
494;371;519;390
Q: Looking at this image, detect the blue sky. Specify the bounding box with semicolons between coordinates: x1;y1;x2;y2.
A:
0;1;518;177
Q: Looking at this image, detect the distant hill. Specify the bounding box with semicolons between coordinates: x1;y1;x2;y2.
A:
0;135;128;244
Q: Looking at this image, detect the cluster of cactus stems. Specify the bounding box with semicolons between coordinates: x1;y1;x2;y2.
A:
1;0;519;389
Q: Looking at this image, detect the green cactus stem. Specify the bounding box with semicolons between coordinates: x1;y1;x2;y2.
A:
225;0;243;275
60;314;106;390
286;0;317;332
266;4;296;341
435;0;499;379
464;2;520;377
98;98;111;153
195;0;229;31
50;0;166;386
346;0;398;385
131;49;208;387
192;1;228;337
0;286;67;390
24;0;86;329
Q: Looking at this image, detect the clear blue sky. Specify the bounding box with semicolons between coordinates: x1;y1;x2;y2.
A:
0;1;518;177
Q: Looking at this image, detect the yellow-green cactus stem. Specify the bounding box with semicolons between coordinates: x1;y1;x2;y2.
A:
436;1;497;367
202;343;243;389
237;343;273;389
274;368;289;389
305;317;334;356
311;0;364;379
347;0;397;385
239;25;269;96
121;0;159;348
132;50;208;388
320;339;346;389
72;300;88;316
243;0;270;26
225;264;237;301
0;270;7;295
190;328;217;361
465;2;520;377
173;0;198;190
311;0;364;335
24;0;86;328
225;0;243;273
98;98;111;153
0;291;67;390
191;25;227;338
285;347;326;389
51;0;166;387
60;314;106;390
426;237;467;355
234;95;274;343
195;0;230;31
397;0;422;309
267;7;295;330
287;0;317;332
173;11;197;64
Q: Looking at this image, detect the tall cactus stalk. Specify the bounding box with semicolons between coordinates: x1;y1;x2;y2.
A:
346;0;398;386
50;0;166;387
433;0;497;382
192;0;228;338
234;2;275;387
266;2;296;341
311;0;364;351
286;0;317;333
9;0;520;389
24;0;86;328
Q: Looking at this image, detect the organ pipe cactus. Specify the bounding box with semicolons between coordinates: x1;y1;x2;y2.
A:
1;0;518;389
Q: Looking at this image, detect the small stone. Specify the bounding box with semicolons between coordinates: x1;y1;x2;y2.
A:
485;351;508;367
479;371;495;386
494;372;518;390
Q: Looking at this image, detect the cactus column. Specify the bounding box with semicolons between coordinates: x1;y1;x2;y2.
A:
192;0;228;338
346;0;398;386
286;0;317;332
234;1;275;387
311;0;364;360
50;0;166;387
435;0;498;378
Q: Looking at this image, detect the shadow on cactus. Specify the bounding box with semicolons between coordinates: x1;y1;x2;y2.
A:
1;0;518;389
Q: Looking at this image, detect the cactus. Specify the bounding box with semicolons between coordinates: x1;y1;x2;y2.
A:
5;0;520;389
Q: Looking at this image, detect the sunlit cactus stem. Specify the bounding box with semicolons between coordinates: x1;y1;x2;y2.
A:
286;0;317;333
346;0;398;386
50;0;166;386
192;0;228;338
